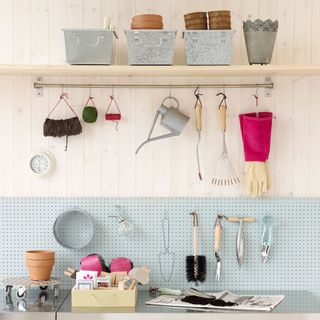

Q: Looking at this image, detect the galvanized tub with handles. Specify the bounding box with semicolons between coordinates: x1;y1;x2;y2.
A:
243;19;278;65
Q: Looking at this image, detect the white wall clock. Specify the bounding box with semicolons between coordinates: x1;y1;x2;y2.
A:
29;149;56;178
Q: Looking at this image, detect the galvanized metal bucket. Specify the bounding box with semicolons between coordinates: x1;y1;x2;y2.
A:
62;29;118;65
183;30;235;65
243;19;278;65
125;30;177;65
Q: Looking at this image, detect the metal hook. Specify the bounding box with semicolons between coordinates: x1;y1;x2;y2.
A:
89;87;93;98
190;211;198;226
253;88;259;105
60;92;68;100
216;92;227;109
253;88;259;117
113;121;119;131
111;85;115;98
194;86;203;99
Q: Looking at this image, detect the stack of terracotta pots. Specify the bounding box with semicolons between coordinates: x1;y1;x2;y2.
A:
208;10;231;30
131;14;163;29
184;12;208;30
25;250;55;281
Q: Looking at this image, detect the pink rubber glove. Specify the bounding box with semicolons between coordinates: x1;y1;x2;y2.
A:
239;112;273;162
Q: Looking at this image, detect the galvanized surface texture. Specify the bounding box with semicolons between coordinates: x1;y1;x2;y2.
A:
0;198;319;297
183;30;234;65
125;30;176;65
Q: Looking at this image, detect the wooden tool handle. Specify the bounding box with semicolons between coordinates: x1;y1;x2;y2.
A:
214;223;222;252
194;225;198;256
227;217;256;222
195;101;202;131
219;105;227;131
64;271;75;279
129;280;137;290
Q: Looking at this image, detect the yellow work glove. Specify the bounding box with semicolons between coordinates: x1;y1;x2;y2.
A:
244;161;270;197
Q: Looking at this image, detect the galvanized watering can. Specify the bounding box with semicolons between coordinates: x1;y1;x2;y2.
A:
243;19;278;65
135;96;190;154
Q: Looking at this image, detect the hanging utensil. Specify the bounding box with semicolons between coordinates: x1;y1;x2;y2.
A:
226;217;256;268
236;220;244;268
194;87;203;180
186;212;206;284
158;216;175;282
136;96;190;154
261;215;273;263
214;215;222;282
212;93;239;186
105;89;122;131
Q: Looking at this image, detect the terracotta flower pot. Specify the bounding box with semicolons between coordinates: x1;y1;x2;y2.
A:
25;250;55;281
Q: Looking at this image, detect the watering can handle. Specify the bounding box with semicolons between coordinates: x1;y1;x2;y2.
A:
161;96;179;109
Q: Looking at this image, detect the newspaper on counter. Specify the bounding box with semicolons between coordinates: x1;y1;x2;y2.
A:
146;290;285;312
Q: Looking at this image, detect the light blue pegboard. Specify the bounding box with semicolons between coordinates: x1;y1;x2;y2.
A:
0;198;319;297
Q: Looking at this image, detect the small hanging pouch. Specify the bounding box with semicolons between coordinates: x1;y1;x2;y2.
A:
82;95;98;123
105;95;121;122
43;93;82;151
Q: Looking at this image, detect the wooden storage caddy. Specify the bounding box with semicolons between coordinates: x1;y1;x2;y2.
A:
71;286;137;307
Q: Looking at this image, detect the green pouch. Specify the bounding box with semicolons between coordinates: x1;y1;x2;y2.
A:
82;96;98;123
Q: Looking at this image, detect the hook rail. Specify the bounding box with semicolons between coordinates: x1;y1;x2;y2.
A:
34;82;273;90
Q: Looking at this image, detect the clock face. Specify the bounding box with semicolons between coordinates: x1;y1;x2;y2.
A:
29;149;56;178
30;154;50;175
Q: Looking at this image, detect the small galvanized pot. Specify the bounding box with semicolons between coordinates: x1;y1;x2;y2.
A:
243;19;278;65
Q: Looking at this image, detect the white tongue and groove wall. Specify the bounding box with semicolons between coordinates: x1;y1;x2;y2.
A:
0;0;319;197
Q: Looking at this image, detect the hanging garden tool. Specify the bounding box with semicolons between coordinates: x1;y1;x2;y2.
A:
105;91;121;131
212;93;239;186
82;94;98;123
239;92;273;197
194;87;203;180
136;96;190;154
43;93;82;151
225;216;256;268
186;212;206;285
261;215;273;263
158;215;175;282
214;215;223;282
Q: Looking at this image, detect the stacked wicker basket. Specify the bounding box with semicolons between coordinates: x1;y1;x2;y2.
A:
184;10;231;30
208;10;231;30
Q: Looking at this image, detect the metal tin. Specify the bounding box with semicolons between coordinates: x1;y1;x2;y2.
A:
243;19;278;65
62;29;118;65
53;207;94;249
183;30;235;65
125;30;177;65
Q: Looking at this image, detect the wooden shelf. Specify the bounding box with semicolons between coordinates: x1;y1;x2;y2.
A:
0;64;320;77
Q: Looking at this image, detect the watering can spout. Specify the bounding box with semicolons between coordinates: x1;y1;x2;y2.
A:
136;132;179;154
135;96;190;154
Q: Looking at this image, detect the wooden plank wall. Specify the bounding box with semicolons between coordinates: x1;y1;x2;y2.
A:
0;0;319;197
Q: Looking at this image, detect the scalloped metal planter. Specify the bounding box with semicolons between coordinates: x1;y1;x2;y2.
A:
243;19;278;65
